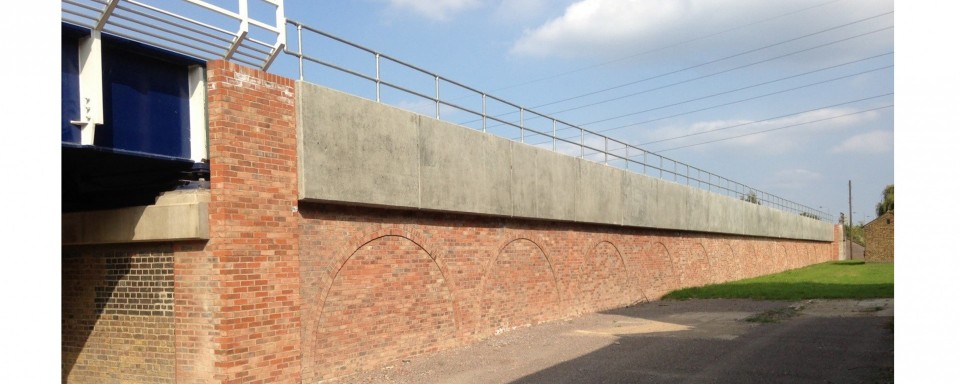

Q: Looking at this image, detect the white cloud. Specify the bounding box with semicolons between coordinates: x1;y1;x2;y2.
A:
387;0;483;21
510;0;893;65
511;0;687;57
830;130;893;154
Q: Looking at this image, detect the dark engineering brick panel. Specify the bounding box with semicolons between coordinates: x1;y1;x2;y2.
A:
62;244;176;384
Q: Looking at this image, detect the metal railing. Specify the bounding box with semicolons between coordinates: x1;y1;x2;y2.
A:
284;19;832;222
62;0;286;70
59;0;832;222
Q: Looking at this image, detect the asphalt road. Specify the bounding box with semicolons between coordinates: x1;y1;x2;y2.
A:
332;298;894;384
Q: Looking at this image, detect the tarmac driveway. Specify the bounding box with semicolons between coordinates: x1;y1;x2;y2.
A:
331;299;894;384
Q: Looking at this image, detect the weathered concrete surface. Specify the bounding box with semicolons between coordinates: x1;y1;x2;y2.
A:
576;159;622;226
419;116;513;216
335;299;894;384
296;81;833;241
61;189;209;245
297;83;421;209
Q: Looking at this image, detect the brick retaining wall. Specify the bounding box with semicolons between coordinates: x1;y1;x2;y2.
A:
297;204;834;382
62;61;839;383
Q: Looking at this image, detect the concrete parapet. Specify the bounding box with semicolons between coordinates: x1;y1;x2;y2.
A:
297;82;420;209
296;81;832;241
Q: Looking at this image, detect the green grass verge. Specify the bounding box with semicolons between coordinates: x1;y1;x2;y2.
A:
662;261;893;301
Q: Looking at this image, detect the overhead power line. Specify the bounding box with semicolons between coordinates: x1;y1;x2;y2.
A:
530;10;893;110
459;12;893;128
585;64;893;135
656;105;894;152
568;52;893;125
640;93;893;146
548;46;893;119
485;0;848;93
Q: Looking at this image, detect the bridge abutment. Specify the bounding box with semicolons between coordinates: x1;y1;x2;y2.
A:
63;61;841;383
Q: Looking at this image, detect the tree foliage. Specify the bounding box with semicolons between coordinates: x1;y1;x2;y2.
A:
844;222;865;246
875;184;894;216
741;191;761;205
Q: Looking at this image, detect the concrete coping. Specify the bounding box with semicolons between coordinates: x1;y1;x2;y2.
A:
62;189;210;245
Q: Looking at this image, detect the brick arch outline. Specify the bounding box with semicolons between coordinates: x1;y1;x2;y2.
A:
703;237;725;284
669;241;710;288
694;242;711;286
739;240;760;278
478;235;564;309
312;227;463;343
646;240;679;295
579;238;638;305
777;242;789;272
754;240;771;275
785;241;797;269
718;241;740;282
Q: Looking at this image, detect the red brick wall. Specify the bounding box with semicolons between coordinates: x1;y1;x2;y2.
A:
63;58;839;384
62;244;176;384
833;224;844;260
172;60;303;383
298;204;835;382
192;62;837;383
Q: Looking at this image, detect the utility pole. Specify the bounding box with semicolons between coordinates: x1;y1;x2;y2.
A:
848;180;853;260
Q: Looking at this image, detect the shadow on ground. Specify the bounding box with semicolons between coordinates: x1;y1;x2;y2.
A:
509;300;894;384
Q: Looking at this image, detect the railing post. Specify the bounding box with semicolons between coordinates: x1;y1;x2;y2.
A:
375;53;381;102
642;150;647;175
296;24;303;81
625;146;629;170
604;137;608;165
520;108;525;143
435;75;440;119
552;120;557;152
580;129;585;159
482;94;487;133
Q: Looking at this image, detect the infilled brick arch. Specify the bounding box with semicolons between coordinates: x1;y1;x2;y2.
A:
311;235;458;381
734;240;759;278
639;241;678;299
785;242;798;269
700;239;720;284
577;241;632;313
755;241;774;276
673;242;710;288
712;242;739;283
477;238;561;338
798;243;807;265
776;243;789;272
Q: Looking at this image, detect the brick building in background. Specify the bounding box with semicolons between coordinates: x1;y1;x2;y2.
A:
864;211;894;262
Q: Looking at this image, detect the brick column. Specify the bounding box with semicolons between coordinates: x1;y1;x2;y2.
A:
175;60;302;383
833;224;844;260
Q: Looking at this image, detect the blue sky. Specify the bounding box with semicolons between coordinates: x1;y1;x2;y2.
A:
53;0;894;222
2;1;957;380
261;0;895;223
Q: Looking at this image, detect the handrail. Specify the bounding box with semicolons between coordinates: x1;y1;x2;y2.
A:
283;18;833;222
58;0;833;222
61;0;286;70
